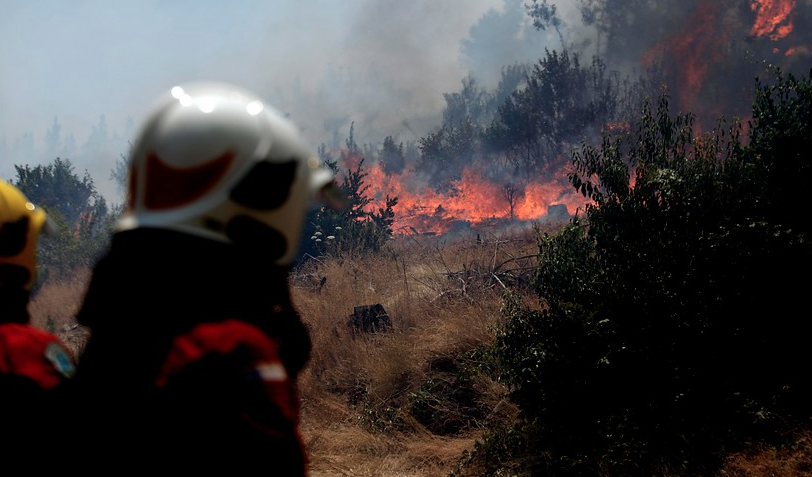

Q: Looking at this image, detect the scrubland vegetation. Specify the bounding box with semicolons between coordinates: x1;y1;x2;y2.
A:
31;220;812;476
12;18;812;473
294;226;542;476
31;224;544;476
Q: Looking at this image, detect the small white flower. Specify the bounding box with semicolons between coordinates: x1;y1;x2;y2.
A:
327;235;335;240
335;226;342;230
315;231;322;236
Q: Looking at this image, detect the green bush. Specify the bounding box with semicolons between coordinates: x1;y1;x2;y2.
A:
471;66;812;476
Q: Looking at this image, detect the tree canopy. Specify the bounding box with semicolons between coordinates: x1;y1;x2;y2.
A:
11;158;114;285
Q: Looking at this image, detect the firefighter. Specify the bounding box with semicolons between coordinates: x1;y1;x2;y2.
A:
0;179;76;457
69;81;345;474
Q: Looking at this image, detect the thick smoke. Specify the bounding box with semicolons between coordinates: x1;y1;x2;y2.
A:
270;0;558;148
1;0;808;208
0;0;556;202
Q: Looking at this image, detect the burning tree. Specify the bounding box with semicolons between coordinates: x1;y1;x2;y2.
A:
348;50;639;238
352;0;812;242
299;125;397;263
528;0;811;128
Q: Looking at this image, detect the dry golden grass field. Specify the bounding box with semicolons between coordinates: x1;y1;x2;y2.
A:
30;225;812;477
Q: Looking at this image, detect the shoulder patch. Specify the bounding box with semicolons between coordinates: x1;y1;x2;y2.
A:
45;342;76;379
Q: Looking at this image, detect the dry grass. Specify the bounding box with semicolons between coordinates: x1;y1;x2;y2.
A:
717;431;812;477
301;389;479;477
293;228;541;476
29;267;92;357
28;225;812;477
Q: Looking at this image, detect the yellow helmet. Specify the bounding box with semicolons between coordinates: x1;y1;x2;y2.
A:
0;179;48;290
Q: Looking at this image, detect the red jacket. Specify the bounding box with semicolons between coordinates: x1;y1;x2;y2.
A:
0;322;76;465
0;322;76;389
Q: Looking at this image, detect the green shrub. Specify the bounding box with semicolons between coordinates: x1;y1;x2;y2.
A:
471;66;812;476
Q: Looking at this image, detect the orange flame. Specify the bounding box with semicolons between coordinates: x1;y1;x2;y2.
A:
640;2;728;115
750;0;795;40
350;160;588;235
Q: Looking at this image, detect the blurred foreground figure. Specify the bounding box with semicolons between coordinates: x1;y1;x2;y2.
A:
0;179;76;457
71;82;344;474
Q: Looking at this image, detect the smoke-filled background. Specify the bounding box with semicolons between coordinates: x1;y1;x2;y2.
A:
0;0;568;202
1;0;809;219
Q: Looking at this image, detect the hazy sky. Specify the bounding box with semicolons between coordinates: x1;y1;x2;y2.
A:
1;0;569;200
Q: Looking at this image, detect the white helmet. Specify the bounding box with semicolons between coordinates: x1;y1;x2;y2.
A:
118;81;344;265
